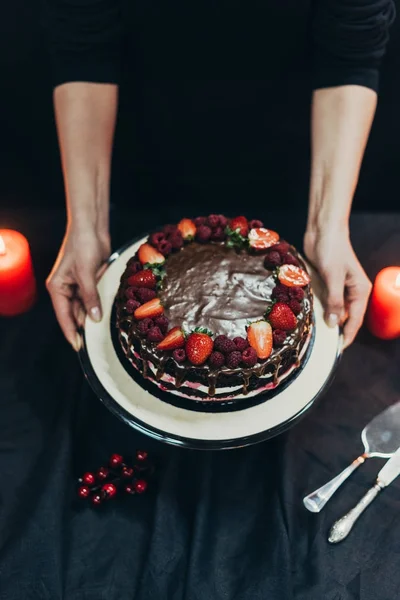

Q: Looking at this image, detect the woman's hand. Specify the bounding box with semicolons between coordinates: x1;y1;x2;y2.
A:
304;229;372;348
46;225;111;351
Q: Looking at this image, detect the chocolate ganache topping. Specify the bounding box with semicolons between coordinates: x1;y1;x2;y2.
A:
159;243;275;338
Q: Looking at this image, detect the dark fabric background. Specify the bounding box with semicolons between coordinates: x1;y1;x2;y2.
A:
0;0;400;214
0;209;399;600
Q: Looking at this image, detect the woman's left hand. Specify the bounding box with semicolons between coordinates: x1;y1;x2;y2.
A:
304;229;372;348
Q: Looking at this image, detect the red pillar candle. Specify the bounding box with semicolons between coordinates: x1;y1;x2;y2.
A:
367;267;400;340
0;229;37;316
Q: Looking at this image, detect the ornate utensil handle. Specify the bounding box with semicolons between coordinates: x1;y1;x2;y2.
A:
328;483;382;544
303;455;366;513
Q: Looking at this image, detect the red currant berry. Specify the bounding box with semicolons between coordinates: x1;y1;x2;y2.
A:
136;450;148;462
97;467;109;480
82;472;95;485
134;479;148;494
102;483;117;498
78;485;90;498
125;484;135;494
110;454;124;467
122;466;134;478
92;494;102;505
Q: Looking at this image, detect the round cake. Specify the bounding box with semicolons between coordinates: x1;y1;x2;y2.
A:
115;215;313;402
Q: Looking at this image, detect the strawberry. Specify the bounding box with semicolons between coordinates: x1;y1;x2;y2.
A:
230;216;248;237
157;326;185;351
177;218;196;240
127;269;156;289
248;228;279;250
278;264;311;288
268;302;297;332
247;320;273;360
134;297;164;320
138;243;165;265
185;329;214;365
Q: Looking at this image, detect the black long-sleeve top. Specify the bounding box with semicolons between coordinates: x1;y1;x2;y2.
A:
43;0;395;92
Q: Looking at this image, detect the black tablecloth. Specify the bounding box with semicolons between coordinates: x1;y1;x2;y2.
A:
0;210;400;600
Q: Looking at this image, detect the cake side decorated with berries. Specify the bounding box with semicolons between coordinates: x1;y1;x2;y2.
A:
115;215;313;402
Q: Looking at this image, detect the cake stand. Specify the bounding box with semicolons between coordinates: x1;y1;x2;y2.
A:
79;236;343;450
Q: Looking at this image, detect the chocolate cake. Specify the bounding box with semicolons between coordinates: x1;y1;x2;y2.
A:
115;215;313;403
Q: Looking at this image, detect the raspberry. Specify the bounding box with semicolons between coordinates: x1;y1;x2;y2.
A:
157;240;173;256
214;335;237;355
154;315;169;333
149;232;166;247
125;286;139;300
136;288;157;303
138;318;154;336
218;214;228;228
271;241;290;255
226;351;242;369
173;348;186;363
289;287;305;301
169;232;184;250
273;329;287;347
207;214;220;229
282;253;299;266
249;219;264;229
147;326;164;343
125;299;141;314
163;224;178;235
241;346;258;367
194;216;206;227
210;227;226;242
288;299;302;315
126;260;142;274
271;284;290;303
209;351;225;368
196;225;212;243
233;337;249;352
264;251;282;269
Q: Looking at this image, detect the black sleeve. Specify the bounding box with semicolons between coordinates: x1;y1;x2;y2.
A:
42;0;123;88
312;0;396;92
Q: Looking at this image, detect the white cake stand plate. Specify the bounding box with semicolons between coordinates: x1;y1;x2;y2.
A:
79;236;343;450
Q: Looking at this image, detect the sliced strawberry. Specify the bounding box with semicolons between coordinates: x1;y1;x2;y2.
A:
157;326;185;350
268;302;297;332
138;243;165;266
127;269;157;289
134;297;164;320
177;218;196;240
247;320;272;360
230;216;248;237
248;228;279;250
185;330;214;365
278;264;311;288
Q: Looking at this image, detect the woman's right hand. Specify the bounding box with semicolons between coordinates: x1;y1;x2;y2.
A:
46;225;111;351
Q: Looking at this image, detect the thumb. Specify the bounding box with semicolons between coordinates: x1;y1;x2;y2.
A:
78;270;102;323
323;270;345;329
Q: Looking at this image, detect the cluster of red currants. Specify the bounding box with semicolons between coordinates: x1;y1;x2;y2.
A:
77;451;153;506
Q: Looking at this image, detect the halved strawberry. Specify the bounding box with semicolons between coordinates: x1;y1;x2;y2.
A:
268;302;297;332
248;228;279;250
134;297;164;320
247;320;272;360
138;243;165;266
177;218;196;240
278;264;310;288
127;269;156;289
157;326;185;350
185;330;214;365
230;216;248;237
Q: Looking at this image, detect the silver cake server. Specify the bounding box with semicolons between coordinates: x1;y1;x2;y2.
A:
303;400;400;513
328;446;400;543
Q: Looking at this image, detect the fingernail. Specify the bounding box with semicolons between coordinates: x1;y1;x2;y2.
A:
90;306;101;323
72;334;82;352
327;313;338;328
